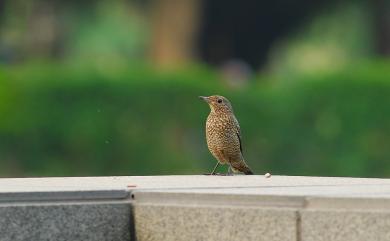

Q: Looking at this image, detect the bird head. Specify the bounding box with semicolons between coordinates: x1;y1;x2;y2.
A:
199;95;234;114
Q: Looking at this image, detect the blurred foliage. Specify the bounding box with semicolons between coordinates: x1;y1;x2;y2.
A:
0;61;389;177
0;0;147;64
268;0;374;77
65;0;148;65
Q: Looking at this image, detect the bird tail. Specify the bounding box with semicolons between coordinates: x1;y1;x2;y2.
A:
231;158;254;175
244;169;254;175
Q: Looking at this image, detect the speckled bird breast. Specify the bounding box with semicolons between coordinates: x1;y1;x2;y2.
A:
205;112;241;161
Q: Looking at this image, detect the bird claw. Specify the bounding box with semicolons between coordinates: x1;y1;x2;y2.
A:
219;173;235;176
203;173;227;176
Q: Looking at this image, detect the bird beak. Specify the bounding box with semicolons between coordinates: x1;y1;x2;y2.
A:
199;96;209;103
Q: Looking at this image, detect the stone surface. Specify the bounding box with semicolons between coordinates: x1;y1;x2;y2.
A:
0;177;134;241
0;176;131;201
3;175;390;200
128;175;390;241
301;210;390;241
2;175;390;241
134;203;297;241
0;202;132;241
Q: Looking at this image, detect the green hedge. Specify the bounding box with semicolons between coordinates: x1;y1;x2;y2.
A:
0;62;389;177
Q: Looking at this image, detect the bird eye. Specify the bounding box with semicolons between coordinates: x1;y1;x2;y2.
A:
217;99;222;103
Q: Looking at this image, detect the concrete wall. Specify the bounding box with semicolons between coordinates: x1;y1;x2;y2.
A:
1;175;390;241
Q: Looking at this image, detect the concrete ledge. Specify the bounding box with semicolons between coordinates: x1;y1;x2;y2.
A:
0;202;131;241
1;175;390;240
134;203;298;241
0;177;134;241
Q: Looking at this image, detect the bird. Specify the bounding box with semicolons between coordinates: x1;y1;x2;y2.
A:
199;95;254;175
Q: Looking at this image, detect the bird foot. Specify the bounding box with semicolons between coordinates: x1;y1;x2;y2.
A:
203;173;225;176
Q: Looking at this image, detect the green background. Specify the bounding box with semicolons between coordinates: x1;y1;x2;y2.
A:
1;61;389;177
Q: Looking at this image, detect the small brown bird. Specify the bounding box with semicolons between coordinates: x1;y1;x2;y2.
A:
199;95;254;175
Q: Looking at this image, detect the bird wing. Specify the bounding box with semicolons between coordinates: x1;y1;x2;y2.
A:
233;116;243;154
237;131;243;154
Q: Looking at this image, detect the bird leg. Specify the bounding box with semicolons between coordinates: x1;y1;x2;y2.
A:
211;162;220;175
203;162;220;175
227;166;234;176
